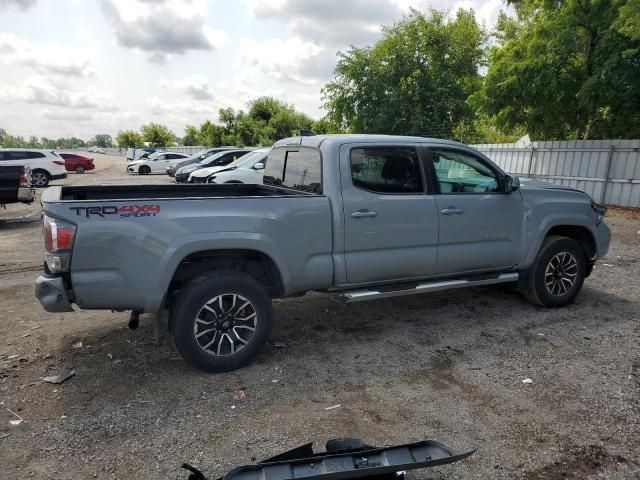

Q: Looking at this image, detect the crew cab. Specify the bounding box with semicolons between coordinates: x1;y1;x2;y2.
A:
35;135;610;373
0;165;35;206
0;149;67;187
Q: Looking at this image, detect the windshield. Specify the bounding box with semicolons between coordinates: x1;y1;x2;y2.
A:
226;149;269;169
199;150;243;166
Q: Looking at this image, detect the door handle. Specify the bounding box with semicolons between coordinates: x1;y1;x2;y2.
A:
440;207;464;215
351;210;378;218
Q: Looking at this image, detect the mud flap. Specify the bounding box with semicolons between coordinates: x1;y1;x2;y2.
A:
183;438;475;480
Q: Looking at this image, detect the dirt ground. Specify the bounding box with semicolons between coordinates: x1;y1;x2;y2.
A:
1;154;639;479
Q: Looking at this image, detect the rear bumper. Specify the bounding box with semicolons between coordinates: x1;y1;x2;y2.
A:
35;275;74;312
17;186;36;203
50;173;67;181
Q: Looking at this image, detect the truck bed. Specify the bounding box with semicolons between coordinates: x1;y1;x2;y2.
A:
56;183;312;201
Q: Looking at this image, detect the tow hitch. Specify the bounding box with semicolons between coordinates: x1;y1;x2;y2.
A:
182;438;475;480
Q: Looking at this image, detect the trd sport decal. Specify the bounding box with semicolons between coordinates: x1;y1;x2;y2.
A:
69;205;161;218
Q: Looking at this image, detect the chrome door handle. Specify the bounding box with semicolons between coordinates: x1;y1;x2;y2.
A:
351;210;378;218
440;208;464;215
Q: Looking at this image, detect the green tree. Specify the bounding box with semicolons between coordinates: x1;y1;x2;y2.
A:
116;130;143;148
182;125;200;146
197;120;224;146
248;97;289;122
474;1;640;139
93;134;113;148
311;118;342;134
140;123;175;147
322;9;486;138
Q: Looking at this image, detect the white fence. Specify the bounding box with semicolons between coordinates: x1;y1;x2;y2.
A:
473;139;640;207
97;146;206;156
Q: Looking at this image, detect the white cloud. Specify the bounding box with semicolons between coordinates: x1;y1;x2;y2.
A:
0;76;119;111
41;109;95;122
0;0;37;10
245;0;403;47
0;33;96;77
245;0;505;48
159;74;216;101
148;96;217;116
101;0;228;63
239;36;331;85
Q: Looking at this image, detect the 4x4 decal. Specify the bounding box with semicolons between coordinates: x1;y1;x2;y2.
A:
70;205;160;218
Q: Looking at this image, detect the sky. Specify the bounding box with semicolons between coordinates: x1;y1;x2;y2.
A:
0;0;507;140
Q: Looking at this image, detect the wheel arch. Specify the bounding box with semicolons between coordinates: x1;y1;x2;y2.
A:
545;225;597;262
154;240;288;315
523;215;597;269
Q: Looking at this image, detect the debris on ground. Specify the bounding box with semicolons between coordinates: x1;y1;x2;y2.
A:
42;370;75;384
272;341;288;348
6;407;24;426
7;354;19;360
232;389;246;401
522;378;533;384
325;404;341;411
72;342;83;349
107;353;113;360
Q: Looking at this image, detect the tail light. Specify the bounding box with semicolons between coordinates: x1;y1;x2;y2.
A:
19;168;31;187
53;160;65;166
43;215;76;273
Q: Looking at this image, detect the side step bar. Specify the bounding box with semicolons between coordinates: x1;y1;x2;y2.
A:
342;272;519;303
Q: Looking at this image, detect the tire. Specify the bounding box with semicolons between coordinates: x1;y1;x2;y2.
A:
521;235;586;307
32;170;50;187
75;165;86;174
139;165;151;175
171;271;273;373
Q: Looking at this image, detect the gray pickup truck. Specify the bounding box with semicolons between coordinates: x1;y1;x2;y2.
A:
35;134;611;372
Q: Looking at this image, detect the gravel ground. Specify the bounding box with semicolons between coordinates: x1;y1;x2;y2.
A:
1;154;639;479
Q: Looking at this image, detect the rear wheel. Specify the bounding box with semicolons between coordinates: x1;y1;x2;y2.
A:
75;164;86;174
171;271;273;373
139;165;151;175
521;235;586;307
32;170;50;187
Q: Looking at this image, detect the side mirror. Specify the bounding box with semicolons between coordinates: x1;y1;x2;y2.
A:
504;174;520;194
253;163;265;170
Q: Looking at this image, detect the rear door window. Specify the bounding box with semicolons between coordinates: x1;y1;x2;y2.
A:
264;147;322;193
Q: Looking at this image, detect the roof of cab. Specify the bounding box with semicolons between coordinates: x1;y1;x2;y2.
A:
272;134;469;149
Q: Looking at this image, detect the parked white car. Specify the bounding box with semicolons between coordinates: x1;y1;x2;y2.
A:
188;148;270;184
0;149;67;187
127;151;190;175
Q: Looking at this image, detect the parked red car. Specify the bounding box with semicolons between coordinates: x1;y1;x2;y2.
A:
58;153;95;174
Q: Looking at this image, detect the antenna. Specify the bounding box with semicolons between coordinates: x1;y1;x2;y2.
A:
299;129;316;137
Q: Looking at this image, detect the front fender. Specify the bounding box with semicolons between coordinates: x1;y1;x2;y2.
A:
522;213;597;268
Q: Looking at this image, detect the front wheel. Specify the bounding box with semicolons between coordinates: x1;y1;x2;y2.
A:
170;271;273;373
139;165;151;175
521;235;586;307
